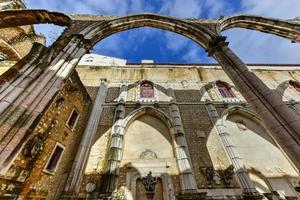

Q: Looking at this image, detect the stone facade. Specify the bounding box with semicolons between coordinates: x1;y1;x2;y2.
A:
70;62;300;200
0;8;299;200
0;71;92;199
0;57;300;199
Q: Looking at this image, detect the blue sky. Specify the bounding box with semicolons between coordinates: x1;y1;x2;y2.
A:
25;0;300;63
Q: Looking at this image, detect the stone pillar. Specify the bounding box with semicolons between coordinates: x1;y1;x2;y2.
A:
0;37;86;175
64;80;108;194
209;37;300;171
167;86;198;191
100;83;127;193
205;102;260;197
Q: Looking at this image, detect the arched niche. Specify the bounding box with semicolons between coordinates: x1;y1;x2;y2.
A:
119;107;178;174
122;114;175;163
223;107;299;196
116;107;179;199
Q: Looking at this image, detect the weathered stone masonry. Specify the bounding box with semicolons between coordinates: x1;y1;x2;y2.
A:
0;8;299;199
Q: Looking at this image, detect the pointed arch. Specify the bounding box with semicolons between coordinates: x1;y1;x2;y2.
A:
219;105;299;195
121;106;174;135
219;106;263;127
102;106;179;192
217;15;300;43
204;80;240;102
81;13;216;51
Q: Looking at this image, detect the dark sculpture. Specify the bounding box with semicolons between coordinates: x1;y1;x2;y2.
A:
222;165;235;187
143;171;157;199
201;166;222;188
202;167;215;187
23;133;45;159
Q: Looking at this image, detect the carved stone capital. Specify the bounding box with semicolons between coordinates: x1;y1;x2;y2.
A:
71;34;93;50
206;35;228;56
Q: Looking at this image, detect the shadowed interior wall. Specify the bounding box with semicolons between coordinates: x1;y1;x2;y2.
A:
122;115;174;161
226;113;299;196
120;114;179;198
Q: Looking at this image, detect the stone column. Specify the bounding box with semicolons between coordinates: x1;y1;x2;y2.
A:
205;102;260;197
0;37;86;175
101;83;127;193
64;80;108;194
167;86;198;191
209;37;300;171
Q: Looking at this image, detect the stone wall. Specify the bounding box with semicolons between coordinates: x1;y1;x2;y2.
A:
0;72;91;199
75;64;300;199
2;63;298;199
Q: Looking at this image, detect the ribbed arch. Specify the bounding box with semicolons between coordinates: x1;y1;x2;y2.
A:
81;13;216;51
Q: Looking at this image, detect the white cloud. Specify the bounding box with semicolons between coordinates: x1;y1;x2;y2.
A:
25;0;300;63
203;0;234;18
159;0;203;18
182;46;202;62
164;32;189;52
241;0;300;19
224;28;300;63
221;0;300;63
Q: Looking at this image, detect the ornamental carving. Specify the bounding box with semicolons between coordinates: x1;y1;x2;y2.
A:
222;165;235;188
85;182;96;193
140;149;157;160
23;133;45;159
201;165;235;188
201;167;221;188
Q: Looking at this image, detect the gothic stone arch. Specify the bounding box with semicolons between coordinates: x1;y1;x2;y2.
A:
216;15;300;43
101;106;196;193
219;106;299;195
0;10;299;184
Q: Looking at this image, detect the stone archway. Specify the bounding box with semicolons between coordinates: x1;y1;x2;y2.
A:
216;15;300;43
99;106;196;195
0;9;299;183
219;106;299;197
120;111;177;200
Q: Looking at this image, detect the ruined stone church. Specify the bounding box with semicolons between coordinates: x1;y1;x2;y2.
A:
0;1;300;199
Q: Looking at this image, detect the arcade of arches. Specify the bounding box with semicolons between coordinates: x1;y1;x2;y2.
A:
0;5;300;200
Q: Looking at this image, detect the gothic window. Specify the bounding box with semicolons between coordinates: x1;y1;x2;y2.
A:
66;108;79;131
216;81;235;98
290;80;300;93
44;143;64;174
140;81;154;98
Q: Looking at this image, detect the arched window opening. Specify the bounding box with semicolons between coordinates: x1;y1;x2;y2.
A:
216;81;235;98
289;80;300;93
140;81;154;98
